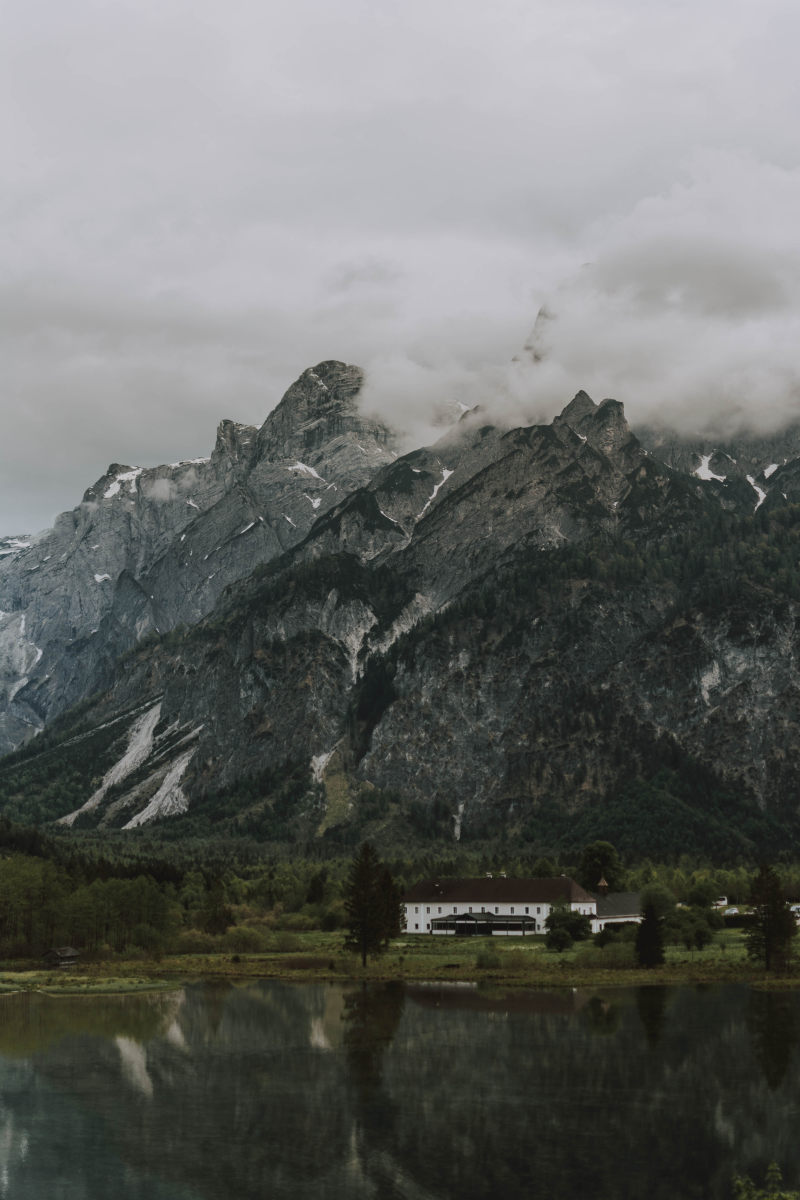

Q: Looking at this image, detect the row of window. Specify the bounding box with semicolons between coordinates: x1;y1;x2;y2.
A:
412;904;543;915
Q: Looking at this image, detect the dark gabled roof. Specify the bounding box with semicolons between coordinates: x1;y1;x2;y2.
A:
403;876;596;905
594;892;642;919
430;911;536;926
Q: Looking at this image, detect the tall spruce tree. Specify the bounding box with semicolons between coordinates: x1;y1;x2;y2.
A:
636;902;665;968
343;843;404;967
745;863;797;973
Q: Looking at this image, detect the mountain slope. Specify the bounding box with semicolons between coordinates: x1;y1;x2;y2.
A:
0;362;395;755
3;382;800;858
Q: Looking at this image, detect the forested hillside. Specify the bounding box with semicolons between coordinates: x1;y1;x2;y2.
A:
3;373;800;860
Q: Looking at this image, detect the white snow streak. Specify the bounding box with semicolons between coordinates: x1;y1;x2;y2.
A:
695;454;726;483
186;498;200;510
288;461;324;480
417;468;454;518
311;747;336;783
58;702;162;826
283;514;296;528
104;468;142;499
303;493;322;510
746;475;767;510
93;573;111;583
123;746;195;828
765;463;779;479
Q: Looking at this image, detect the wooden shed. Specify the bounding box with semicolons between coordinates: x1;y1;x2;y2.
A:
42;947;80;969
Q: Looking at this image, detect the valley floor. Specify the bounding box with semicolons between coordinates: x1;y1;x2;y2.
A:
2;928;798;994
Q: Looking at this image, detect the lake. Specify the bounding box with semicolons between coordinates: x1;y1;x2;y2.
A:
0;979;797;1198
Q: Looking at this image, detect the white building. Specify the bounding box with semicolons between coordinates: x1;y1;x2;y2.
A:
402;875;597;936
592;891;643;934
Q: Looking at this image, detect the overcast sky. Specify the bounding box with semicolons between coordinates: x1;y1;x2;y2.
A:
3;0;800;532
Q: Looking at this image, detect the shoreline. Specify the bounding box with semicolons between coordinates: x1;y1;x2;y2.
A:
1;945;798;995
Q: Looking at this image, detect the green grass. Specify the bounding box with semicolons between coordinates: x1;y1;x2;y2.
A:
0;927;789;993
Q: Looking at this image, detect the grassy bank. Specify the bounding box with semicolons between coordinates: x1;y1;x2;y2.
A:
3;927;798;993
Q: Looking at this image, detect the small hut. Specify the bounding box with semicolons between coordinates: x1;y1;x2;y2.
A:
43;947;80;969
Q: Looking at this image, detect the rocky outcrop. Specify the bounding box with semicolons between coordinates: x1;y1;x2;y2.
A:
4;372;800;852
0;363;395;754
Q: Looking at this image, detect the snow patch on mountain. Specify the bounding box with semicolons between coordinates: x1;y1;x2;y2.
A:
311;746;336;783
417;468;454;518
695;454;726;483
104;468;143;499
746;475;767;511
58;702;163;827
288;461;324;481
123;745;196;828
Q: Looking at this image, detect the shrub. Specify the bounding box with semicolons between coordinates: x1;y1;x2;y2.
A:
475;948;502;969
575;942;635;970
222;926;267;954
545;926;573;953
273;932;301;952
278;912;316;932
170;930;218;955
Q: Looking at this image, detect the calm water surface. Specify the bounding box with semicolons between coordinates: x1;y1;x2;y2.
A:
0;980;797;1199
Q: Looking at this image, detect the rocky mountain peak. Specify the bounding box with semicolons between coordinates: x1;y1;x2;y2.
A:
210;419;258;470
256;361;372;459
554;391;636;462
555;390;597;426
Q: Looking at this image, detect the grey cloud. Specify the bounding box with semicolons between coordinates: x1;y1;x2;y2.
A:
142;478;178;503
325;258;403;294
4;1;800;529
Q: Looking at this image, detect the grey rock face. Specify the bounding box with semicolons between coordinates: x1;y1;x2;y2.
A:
635;422;800;513
0;362;395;755
7;375;800;848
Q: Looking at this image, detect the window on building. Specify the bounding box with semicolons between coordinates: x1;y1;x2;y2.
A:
469;907;473;913
525;906;529;913
453;906;457;912
510;907;515;914
426;906;430;913
537;907;541;914
495;906;499;913
415;906;419;913
415;923;419;930
438;906;442;914
426;923;430;930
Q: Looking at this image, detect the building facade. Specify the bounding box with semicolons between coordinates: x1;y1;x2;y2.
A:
403;875;597;936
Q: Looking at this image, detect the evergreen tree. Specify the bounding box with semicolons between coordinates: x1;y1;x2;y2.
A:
577;841;626;892
745;863;797;973
635;902;665;968
343;843;404;967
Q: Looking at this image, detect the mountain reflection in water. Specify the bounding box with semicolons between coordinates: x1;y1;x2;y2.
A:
0;981;796;1199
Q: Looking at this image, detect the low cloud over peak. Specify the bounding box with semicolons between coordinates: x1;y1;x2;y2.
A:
4;2;800;529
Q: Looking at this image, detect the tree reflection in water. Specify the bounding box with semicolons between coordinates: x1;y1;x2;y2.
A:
0;982;798;1198
746;989;800;1090
636;986;669;1049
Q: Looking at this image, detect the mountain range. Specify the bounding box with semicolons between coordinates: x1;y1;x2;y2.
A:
2;361;800;858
